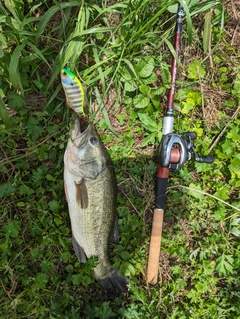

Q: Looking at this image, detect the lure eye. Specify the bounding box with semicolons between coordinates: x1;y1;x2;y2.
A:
90;137;98;145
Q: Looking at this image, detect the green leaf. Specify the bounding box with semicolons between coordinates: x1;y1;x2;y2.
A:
124;80;138;92
214;187;229;200
227;126;239;141
116;113;127;125
188;183;204;199
229;154;240;179
6;93;24;109
133;94;149;109
141;132;156;147
138;113;158;132
230;227;240;237
3;220;20;238
35;274;48;289
49;200;60;212
135;56;154;78
139;84;151;96
216;253;234;276
187;60;206;80
160;61;171;86
0;183;16;198
26;117;43;140
181;101;194;114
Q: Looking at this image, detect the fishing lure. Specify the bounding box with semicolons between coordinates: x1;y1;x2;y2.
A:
60;68;86;116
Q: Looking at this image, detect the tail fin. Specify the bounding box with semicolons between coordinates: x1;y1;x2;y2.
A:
96;269;129;299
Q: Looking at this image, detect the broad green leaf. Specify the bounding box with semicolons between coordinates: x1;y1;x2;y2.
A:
133;95;149;109
141;72;158;85
139;84;151;96
135;56;154;78
49;200;60;212
187;60;206;80
3;220;20;238
0;183;16;198
230;227;240;237
227;126;239;141
141;132;156;146
6;92;24;109
188;182;204;199
35;274;48;289
124;80;138;92
216;253;234;276
138;113;158;132
26;117;43;140
214;187;230;200
160;61;171;87
229;154;240;179
116;113;127;125
181;101;194;114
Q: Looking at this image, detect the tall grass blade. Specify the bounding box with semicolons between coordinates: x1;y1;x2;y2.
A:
3;0;24;21
179;0;193;44
190;0;221;16
0;96;10;128
94;87;114;132
9;42;25;93
36;1;80;37
26;42;52;68
203;10;212;54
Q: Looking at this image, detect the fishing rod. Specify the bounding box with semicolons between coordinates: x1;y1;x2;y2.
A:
146;3;214;285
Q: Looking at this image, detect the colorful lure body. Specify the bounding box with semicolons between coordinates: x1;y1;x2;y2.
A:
61;68;86;116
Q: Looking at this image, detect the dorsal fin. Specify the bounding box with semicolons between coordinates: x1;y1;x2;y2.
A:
75;180;88;209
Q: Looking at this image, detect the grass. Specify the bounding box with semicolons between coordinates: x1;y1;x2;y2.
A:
0;0;240;318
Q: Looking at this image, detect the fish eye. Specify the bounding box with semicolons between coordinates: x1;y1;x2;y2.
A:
90;136;98;145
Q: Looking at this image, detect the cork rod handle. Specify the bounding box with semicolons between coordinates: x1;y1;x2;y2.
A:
146;208;164;284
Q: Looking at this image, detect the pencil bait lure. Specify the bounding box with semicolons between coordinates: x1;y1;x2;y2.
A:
60;68;86;116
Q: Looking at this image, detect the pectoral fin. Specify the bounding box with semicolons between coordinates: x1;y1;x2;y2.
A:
75;179;88;209
72;235;87;263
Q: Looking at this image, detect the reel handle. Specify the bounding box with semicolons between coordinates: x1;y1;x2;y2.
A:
195;155;214;164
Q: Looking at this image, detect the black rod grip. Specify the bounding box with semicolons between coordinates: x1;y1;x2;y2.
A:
195;155;214;163
155;177;168;209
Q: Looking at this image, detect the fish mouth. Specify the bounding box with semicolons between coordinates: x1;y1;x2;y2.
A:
72;117;93;136
72;119;94;143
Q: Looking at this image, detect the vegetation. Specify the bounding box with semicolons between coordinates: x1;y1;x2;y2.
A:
0;0;239;318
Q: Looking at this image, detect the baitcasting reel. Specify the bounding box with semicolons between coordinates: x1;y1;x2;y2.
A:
158;132;214;169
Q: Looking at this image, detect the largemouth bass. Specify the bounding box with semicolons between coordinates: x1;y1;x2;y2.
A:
64;118;129;296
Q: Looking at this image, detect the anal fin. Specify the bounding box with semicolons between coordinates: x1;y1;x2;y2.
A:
110;216;119;244
72;235;87;263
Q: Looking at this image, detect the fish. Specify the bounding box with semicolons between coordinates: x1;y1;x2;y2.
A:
60;68;87;116
64;118;129;297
